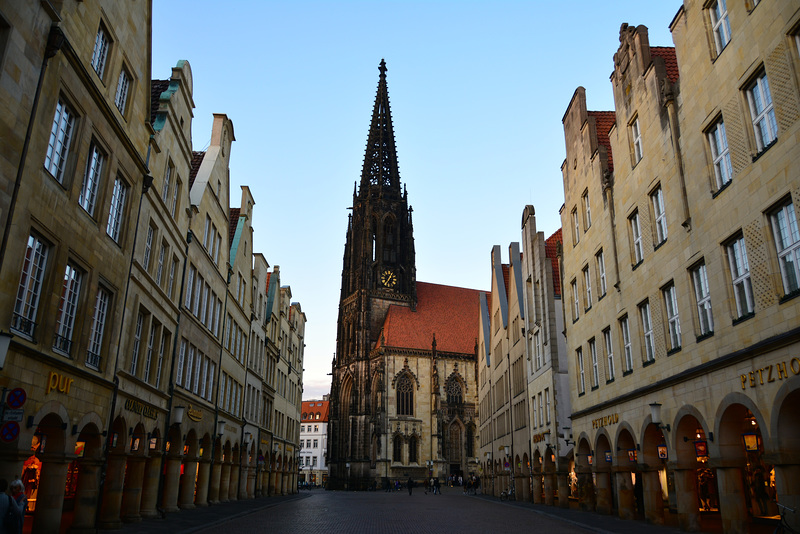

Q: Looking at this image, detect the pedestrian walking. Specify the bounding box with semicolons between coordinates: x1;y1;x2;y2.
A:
0;478;21;534
434;478;440;495
9;481;25;534
407;477;414;496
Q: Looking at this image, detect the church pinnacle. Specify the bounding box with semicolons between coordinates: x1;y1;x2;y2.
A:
359;59;401;197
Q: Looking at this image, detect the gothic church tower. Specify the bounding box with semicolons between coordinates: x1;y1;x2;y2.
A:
328;60;416;489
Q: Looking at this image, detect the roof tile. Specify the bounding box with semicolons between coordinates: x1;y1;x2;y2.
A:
545;228;562;297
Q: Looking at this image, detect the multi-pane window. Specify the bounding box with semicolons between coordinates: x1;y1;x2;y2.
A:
91;24;110;78
571;280;579;320
171;179;181;217
538;392;543;425
747;72;778;151
397;374;413;416
692;263;714;336
708;119;732;188
130;312;144;374
631;117;643;164
12;234;49;337
161;163;172;204
114;67;131;113
663;284;681;350
771;201;800;294
583;266;592;309
589;338;599;388
727;236;754;317
155;242;167;286
106;176;127;242
630;211;643;264
572;208;580;245
582;190;591;229
44;99;75;183
167;257;178;299
86;287;109;370
577;348;585;394
603;328;615;381
545;388;551;423
652;186;667;245
639;302;655;362
621;316;633;372
53;264;82;355
534;331;542;370
143;225;154;271
78;143;104;216
596;250;607;297
710;0;731;54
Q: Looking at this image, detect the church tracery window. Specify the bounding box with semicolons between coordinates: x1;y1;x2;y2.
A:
396;373;413;416
446;377;463;405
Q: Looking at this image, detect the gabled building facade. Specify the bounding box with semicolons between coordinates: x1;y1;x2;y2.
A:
560;3;800;532
300;398;329;486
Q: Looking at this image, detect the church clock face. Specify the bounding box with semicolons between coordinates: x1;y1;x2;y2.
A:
380;269;397;288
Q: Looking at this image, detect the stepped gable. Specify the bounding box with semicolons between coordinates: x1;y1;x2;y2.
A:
545;228;563;297
588;110;616;173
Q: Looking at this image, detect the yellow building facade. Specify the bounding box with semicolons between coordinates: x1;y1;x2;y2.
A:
560;2;800;532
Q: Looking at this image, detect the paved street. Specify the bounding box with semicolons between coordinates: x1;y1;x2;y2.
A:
117;486;695;534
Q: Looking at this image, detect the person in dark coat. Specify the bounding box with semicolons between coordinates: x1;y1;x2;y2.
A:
407;477;414;496
0;479;21;534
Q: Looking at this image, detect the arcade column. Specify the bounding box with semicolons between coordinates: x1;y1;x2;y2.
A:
673;467;701;532
120;456;146;522
195;459;211;506
97;452;126;529
65;458;102;534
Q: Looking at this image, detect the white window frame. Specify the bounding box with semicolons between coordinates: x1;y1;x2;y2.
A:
114;67;131;114
86;287;109;369
571;280;579;320
663;284;681;350
692;263;714;336
545;388;551;423
727;236;754;317
143;225;154;271
632;117;643;164
106;175;127;242
652;186;668;245
155;242;167;286
710;0;731;54
589;338;599;388
532;395;537;428
583;266;592;309
603;328;615;381
771;201;800;295
54;263;82;355
630;211;643;264
596;250;607;297
577;348;585;394
91;24;110;79
130;312;143;375
708;119;732;188
79;143;104;216
13;234;49;338
639;302;655;363
747;72;778;152
583;190;591;229
45;99;75;183
572;208;580;245
621;316;633;372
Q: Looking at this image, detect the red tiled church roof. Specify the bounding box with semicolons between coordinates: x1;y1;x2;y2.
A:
651;47;679;84
150;79;169;124
229;207;240;248
545;228;562;298
588;110;615;174
378;282;484;355
501;264;510;296
189;151;205;188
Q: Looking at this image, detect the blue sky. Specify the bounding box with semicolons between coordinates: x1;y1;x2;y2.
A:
152;1;683;399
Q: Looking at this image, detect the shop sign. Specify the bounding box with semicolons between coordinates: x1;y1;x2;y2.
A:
124;398;158;420
532;432;548;443
46;371;74;395
186;405;202;422
592;413;619;429
740;358;800;390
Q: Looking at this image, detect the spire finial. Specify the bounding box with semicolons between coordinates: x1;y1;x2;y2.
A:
379;59;387;77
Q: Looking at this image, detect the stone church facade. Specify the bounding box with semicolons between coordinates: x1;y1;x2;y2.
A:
327;61;484;490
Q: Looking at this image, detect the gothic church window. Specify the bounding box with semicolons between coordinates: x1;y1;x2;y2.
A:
396;373;413;416
393;435;403;463
446;377;463;405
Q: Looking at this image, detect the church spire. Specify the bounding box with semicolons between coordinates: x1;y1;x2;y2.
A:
359;59;401;197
